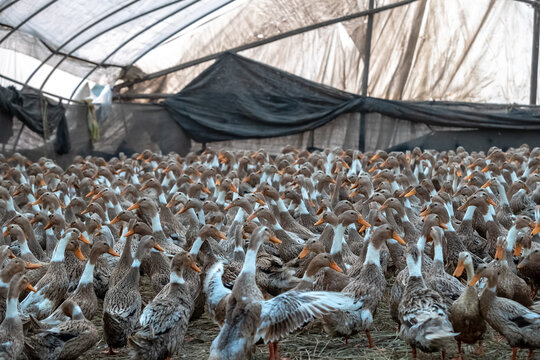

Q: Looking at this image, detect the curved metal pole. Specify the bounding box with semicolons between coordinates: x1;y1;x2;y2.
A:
119;0;235;80
37;0;184;94
0;0;20;14
0;0;57;45
67;0;201;102
23;0;139;89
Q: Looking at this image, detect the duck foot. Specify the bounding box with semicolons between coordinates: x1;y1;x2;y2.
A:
411;347;417;360
101;346;119;355
365;330;375;349
531;288;538;300
452;340;463;360
528;349;534;360
474;341;484;356
344;336;349;345
511;348;518;360
441;348;446;360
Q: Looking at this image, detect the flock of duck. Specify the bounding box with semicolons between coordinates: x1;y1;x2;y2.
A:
0;145;538;360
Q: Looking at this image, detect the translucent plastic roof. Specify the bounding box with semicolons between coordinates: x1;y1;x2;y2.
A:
0;0;538;103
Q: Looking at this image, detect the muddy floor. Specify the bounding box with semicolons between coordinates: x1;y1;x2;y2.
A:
83;275;536;360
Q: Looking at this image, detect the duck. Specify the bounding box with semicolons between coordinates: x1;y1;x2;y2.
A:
471;265;540;360
398;243;457;359
24;300;100;360
102;235;164;354
128;251;202;360
0;274;35;359
449;252;487;359
21;229;89;319
208;226;356;360
517;247;540;299
323;224;405;347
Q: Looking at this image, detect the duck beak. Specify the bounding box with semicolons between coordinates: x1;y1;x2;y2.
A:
190;262;202;273
92;192;103;200
358;215;371;227
166;199;175;208
25;262;42;269
78;234;90;244
256;198;266;206
494;246;504;260
439;222;448;230
110;216;120;225
44;221;53;230
31;198;42;206
532;222;540;235
217;231;227;240
392;232;406;245
481;180;491;189
85;190;95;198
314;217;325;226
124;229;135;237
247;213;258;221
468;274;481;286
457;203;468;212
329;261;343;273
230;184;238;193
298;246;310;259
464;173;473;181
359;224;367;233
517;257;528;269
127;203;140;211
74;248;86;261
242;176;251;183
452;260;465;277
27;283;37;293
136;154;145;160
309;198;316;208
8;252;15;259
108;248;120;257
467;163;476;169
202;186;212;195
153;243;165;252
403;188;416;197
2;229;8;238
420;209;429;217
481;166;489;173
224;203;234;210
368;165;377;173
486;198;497;207
139;183;149;191
513;244;522;257
269;235;282;244
379;204;388;211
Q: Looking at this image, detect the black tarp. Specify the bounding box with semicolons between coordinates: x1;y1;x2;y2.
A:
163;53;540;143
0;86;70;154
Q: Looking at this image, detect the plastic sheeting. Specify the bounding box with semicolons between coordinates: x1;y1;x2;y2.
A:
0;0;538;105
164;53;540;143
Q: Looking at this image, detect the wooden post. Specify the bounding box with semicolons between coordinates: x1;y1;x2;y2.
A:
359;0;375;152
531;4;539;105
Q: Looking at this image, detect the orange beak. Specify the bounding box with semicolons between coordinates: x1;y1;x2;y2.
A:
230;184;238;193
532;222;540;235
31;199;42;206
517;258;528;269
73;248;86;261
486;198;497;206
8;252;15;259
247;213;258;221
25;262;42;269
127;202;140;211
298;246;310;259
513;244;522;257
392;232;406;245
110;216;120;225
27;283;37;292
358;215;371;227
78;234;90;244
379;204;388;211
494;246;504;260
467;163;476;169
139;184;149;191
457;203;468;212
136;154;145;160
368;165;377;173
108;248;120;257
314;217;324;226
309;198;316;208
166;199;175;208
124;229;135;237
242;176;251;183
329;261;343;273
481;166;489;173
85;190;94;198
217;231;227;240
468;274;481;286
256;198;266;206
452;260;465;277
202;186;212;195
420;209;429;217
481;180;491;189
224;203;234;210
153;243;165;252
92;192;103;200
439;222;448;230
404;188;416;197
269;235;282;244
190;262;202;273
80;209;90;215
2;230;9;238
359;224;367;233
464;173;473;181
44;221;53;230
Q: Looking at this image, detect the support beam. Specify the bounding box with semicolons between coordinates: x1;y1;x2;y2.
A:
359;0;375;152
0;74;83;104
115;0;418;89
0;0;57;45
531;4;539;105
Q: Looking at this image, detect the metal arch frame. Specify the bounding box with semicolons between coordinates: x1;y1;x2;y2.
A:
66;0;210;102
115;0;419;90
117;0;235;83
23;0;139;90
0;0;20;14
35;0;185;94
0;0;57;45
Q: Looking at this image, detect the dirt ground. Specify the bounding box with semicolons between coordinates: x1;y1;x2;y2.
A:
84;275;537;360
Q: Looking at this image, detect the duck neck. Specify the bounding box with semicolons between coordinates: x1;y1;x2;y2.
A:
189;236;203;256
463;205;477;221
505;225;518;253
5;297;18;319
363;241;381;266
330;224;346;255
240;243;261;275
233;207;245;223
465;262;475;283
151;213;163;233
407;256;422;278
50;235;69;262
433;241;444;266
170;269;185;285
77;260;96;286
417;235;427;253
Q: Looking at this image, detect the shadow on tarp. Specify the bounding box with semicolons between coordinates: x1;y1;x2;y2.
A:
388;129;540;152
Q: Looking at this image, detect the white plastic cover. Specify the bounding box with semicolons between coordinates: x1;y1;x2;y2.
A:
0;0;538;104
